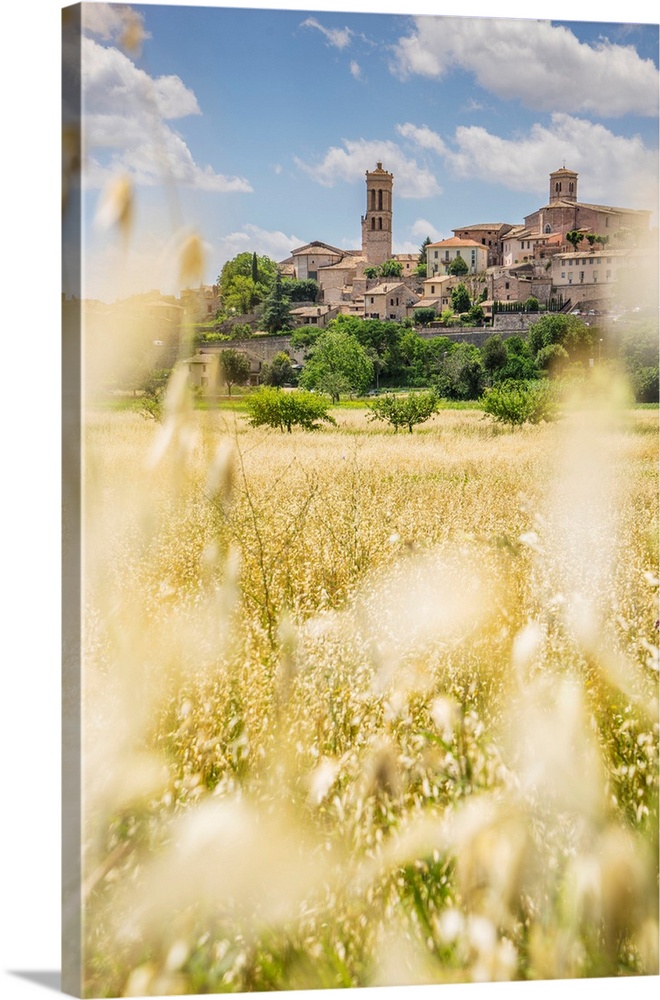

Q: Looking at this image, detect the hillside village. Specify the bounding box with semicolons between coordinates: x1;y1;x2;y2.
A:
77;162;658;395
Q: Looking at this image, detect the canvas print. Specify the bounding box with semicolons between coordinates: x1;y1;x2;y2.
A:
62;2;659;997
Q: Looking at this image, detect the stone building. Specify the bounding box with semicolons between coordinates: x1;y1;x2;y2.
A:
317;253;366;304
549;247;657;310
487;265;552;305
363;281;419;321
451;223;514;266
523;167;652;245
361;162;393;267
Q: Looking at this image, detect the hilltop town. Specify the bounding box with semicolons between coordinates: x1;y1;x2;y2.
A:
75;162;658;396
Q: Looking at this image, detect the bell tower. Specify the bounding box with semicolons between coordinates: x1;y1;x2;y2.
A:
361;162;393;266
549;166;578;204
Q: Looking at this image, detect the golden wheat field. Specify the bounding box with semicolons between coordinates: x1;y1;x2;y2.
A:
80;389;658;997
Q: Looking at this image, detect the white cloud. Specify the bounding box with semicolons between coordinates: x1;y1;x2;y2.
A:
214;225;304;268
82;2;149;45
350;60;361;80
294;138;441;198
81;37;252;193
443;113;659;212
301;17;353;50
392;17;659;117
397;122;447;156
410;218;444;241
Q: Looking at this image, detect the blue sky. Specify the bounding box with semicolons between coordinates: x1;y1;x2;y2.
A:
74;0;659;301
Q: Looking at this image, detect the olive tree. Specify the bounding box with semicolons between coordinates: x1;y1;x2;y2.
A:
246;388;336;433
368;391;439;433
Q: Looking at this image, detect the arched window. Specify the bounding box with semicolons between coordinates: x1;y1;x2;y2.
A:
370;190;376;211
378;217;382;230
545;224;552;234
378;189;383;210
371;218;375;230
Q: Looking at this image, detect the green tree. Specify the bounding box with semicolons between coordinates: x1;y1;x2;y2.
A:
281;278;319;303
528;314;592;368
536;342;570;375
299;329;374;401
451;282;471;314
363;266;379;279
482;335;508;379
616;319;659;401
447;256;469;277
466;303;484;325
496;336;540;383
246;387;336;433
379;259;404;278
137;368;171;422
435;342;485;399
368;391;439;433
400;329;432;385
261;271;293;334
219;349;251;395
218;252;277;311
224;275;258;315
261;351;296;387
413;307;437;328
524;296;540;312
414;237;431;278
482;379;559;429
565;230;583;251
418;235;432;266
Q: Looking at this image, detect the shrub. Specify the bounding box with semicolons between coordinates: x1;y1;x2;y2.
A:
246;387;336;433
481;379;559;429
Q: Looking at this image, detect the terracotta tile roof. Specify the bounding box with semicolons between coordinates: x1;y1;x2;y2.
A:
427;237;486;249
291;241;345;257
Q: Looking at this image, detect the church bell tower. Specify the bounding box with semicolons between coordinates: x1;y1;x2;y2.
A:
361;162;393;266
549;166;578;204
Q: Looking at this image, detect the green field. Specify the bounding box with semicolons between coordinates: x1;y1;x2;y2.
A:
81;393;659;996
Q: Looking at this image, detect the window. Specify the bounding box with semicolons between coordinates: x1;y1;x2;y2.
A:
579;271;585;282
505;282;509;289
561;272;565;278
606;269;611;280
434;251;438;259
593;273;598;282
378;217;382;230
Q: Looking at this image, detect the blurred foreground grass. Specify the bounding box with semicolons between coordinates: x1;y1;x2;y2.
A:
81;394;658;997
